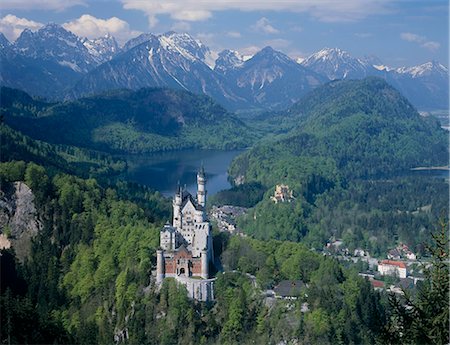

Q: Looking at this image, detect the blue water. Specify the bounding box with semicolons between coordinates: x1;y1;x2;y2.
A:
410;169;449;179
122;149;244;196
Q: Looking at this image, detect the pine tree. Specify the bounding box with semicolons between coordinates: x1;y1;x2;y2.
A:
386;220;449;344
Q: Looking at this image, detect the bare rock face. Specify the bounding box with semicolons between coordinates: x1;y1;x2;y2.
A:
0;181;41;260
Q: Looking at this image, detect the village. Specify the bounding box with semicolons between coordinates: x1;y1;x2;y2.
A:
209;184;428;301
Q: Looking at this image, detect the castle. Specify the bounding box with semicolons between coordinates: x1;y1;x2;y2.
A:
156;166;215;301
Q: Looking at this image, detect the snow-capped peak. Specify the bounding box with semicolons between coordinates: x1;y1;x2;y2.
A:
396;61;448;78
158;31;218;69
214;49;244;74
373;64;391;71
13;22;100;73
81;34;119;63
306;47;353;62
301;47;375;80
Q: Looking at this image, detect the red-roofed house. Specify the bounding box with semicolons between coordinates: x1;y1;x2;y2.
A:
371;280;385;291
378;260;407;278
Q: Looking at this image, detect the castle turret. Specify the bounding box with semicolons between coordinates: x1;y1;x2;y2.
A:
201;249;209;279
197;165;207;208
173;183;182;228
156;249;165;284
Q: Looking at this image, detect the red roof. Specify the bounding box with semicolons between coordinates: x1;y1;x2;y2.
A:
380;260;406;269
371;280;385;288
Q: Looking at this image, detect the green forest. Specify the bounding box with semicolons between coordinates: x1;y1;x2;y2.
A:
1;158;448;344
229;78;449;254
1;77;449;344
1;87;255;153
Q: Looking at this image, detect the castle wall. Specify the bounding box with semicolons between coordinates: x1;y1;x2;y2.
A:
163;251;202;276
175;275;216;302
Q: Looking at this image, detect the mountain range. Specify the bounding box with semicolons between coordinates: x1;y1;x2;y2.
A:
0;23;448;111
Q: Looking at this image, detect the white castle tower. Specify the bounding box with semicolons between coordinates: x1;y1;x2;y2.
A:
155;166;215;301
197;165;207;208
173;183;182;229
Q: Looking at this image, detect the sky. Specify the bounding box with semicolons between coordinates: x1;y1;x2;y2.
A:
0;0;448;68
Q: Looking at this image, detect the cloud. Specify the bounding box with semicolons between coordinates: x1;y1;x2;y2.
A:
0;14;43;41
226;31;241;38
171;21;192;32
240;45;261;56
0;14;141;46
252;17;279;34
288;49;307;62
63;14;141;45
400;32;441;52
121;0;394;27
400;32;424;43
171;10;212;22
0;0;85;11
421;41;440;52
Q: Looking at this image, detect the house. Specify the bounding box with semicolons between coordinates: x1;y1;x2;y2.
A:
378;260;407;278
358;271;375;279
387;248;402;260
371;280;385;291
387;244;417;261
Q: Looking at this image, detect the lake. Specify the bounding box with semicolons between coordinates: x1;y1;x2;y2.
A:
410;168;449;179
122;149;244;196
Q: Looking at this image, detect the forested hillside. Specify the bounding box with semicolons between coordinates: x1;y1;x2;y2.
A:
229;77;448;253
230;78;448;185
0;122;126;177
1;87;254;154
0;160;388;344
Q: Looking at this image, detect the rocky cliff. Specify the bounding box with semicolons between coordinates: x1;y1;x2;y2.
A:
0;181;41;261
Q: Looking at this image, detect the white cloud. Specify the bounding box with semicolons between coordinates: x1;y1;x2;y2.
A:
0;0;85;11
0;14;141;46
63;15;141;45
121;0;394;27
421;41;440;52
252;17;279;34
400;32;441;52
240;45;260;56
171;10;212;22
400;32;424;43
226;31;241;38
171;21;192;32
0;14;43;41
288;49;307;62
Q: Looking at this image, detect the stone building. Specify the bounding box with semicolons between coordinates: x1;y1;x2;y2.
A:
156;166;215;301
271;184;294;203
378;260;407;279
